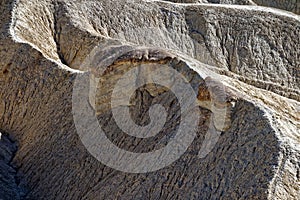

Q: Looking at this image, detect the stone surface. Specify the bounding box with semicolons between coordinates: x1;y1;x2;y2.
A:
164;0;300;14
0;0;299;199
0;132;23;200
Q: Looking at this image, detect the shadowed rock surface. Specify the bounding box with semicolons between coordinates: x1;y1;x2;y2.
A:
0;132;24;200
0;0;299;199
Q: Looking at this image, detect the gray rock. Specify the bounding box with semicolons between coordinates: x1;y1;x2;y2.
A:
164;0;300;14
0;132;23;200
0;0;299;199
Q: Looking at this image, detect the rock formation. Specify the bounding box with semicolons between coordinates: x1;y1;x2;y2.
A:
0;132;24;199
0;0;299;199
165;0;300;14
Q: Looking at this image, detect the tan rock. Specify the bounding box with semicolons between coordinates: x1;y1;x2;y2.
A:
0;0;299;199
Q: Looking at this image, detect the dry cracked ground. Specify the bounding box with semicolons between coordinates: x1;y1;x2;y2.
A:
0;0;300;199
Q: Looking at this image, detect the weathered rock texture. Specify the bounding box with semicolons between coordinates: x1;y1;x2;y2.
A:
164;0;300;14
0;0;299;199
0;132;24;200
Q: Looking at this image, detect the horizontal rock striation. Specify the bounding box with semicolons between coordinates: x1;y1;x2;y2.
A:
164;0;300;15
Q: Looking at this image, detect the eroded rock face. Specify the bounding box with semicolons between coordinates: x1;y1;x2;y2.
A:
12;0;299;100
164;0;300;14
253;0;300;14
0;132;24;200
0;0;299;199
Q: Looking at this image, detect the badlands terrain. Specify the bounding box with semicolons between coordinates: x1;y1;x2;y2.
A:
0;0;299;199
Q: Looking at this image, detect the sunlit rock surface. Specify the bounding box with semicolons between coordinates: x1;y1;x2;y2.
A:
0;0;299;199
